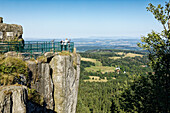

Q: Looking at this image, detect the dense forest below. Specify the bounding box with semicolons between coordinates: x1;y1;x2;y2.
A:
76;49;157;113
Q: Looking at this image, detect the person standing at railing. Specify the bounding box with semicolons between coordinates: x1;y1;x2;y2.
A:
68;39;71;52
60;40;64;51
64;38;69;51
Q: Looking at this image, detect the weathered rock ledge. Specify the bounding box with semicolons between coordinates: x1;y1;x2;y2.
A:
0;85;27;113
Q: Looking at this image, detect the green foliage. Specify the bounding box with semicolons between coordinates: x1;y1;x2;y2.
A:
27;88;44;106
0;56;27;74
29;57;36;62
146;2;169;30
0;56;28;85
37;55;47;63
58;51;70;56
77;49;150;112
130;1;170;112
80;50;150;77
119;74;170;113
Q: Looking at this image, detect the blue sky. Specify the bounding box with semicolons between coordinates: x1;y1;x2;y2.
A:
0;0;166;39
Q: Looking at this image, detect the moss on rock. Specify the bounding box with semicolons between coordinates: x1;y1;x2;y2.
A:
59;51;70;56
37;55;47;63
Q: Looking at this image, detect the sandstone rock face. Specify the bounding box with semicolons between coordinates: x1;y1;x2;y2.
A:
27;61;54;110
4;51;23;59
0;86;27;113
27;53;81;113
50;53;80;113
0;17;23;41
0;53;80;113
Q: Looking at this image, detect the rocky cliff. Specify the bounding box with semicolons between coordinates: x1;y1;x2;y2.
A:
0;52;80;113
0;17;23;41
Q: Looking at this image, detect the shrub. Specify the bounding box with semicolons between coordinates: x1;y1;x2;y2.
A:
0;56;28;86
37;55;47;63
59;51;70;56
27;88;44;106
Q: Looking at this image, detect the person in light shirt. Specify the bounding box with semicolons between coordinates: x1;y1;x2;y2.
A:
64;38;69;50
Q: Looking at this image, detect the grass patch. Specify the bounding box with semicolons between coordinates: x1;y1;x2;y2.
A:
109;53;143;60
109;56;121;60
81;57;102;66
37;55;47;63
84;76;116;82
81;57;115;73
115;52;124;55
59;51;70;56
123;53;143;58
85;66;115;73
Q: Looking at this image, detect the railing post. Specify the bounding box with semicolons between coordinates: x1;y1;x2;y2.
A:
44;42;45;53
53;42;55;53
46;42;47;52
31;44;32;58
37;42;38;52
49;42;50;52
8;42;9;52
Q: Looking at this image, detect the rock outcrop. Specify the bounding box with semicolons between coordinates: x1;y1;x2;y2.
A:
0;53;80;113
50;54;80;113
0;86;27;113
0;17;23;41
27;62;54;110
27;53;80;113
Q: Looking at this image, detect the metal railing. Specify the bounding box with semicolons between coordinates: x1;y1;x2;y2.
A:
0;41;74;55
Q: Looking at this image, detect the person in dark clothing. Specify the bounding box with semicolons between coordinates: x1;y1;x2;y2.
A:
60;40;63;51
68;39;71;51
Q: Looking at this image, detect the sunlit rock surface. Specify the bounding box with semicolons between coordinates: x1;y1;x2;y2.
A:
0;86;27;113
50;54;80;113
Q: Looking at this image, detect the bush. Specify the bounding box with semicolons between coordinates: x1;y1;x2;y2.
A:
37;55;47;63
59;51;70;56
0;56;28;85
27;88;44;106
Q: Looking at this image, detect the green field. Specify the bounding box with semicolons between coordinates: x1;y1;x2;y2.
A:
85;66;115;73
109;52;143;60
81;57;102;66
81;57;115;73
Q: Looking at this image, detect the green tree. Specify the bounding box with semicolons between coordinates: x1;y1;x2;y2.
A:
137;1;170;112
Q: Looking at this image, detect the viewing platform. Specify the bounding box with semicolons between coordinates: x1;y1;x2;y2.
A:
0;41;74;57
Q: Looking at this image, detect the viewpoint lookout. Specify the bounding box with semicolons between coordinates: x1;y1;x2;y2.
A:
0;41;74;54
0;17;74;57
